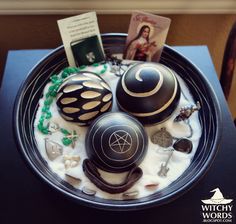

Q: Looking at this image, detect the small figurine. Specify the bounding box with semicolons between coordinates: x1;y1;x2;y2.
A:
174;101;201;122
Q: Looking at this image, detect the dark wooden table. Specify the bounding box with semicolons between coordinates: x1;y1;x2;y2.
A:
0;47;235;224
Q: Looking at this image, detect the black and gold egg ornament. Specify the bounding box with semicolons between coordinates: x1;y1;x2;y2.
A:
56;71;113;125
116;62;181;125
85;112;148;173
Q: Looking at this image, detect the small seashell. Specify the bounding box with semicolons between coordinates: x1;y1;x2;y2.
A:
65;174;81;185
145;183;159;190
64;160;71;169
123;190;139;198
71;161;78;167
63;155;80;168
82;187;96;196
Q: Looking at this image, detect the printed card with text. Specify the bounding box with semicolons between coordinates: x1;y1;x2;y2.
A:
57;12;105;67
124;11;171;62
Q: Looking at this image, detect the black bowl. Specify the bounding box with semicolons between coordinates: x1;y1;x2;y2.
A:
13;33;222;211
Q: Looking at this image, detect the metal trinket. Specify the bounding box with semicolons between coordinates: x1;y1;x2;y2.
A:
158;149;174;177
106;55;133;77
151;128;173;148
47;122;60;134
174;101;201;122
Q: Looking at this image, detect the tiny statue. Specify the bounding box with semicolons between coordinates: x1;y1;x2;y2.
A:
56;71;113;126
174;101;201;122
83;112;148;194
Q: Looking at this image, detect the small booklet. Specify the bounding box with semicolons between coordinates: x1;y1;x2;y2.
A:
124;11;171;62
57;12;105;67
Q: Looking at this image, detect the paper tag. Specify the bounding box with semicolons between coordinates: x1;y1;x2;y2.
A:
124;11;171;62
57;12;104;67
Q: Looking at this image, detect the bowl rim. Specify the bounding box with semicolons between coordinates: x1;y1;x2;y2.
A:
13;33;223;211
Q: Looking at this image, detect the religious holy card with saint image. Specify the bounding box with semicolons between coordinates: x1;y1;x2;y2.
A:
124;11;171;62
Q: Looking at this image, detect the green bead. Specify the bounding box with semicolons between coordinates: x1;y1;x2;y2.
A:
61;71;69;78
62;137;72;146
64;67;76;75
55;79;63;85
79;65;86;70
49;91;57;97
44;97;53;106
37;123;43;130
41;128;49;135
100;69;106;74
49;85;56;91
42;106;49;113
92;63;99;67
60;128;70;135
39;116;45;124
72;67;79;72
50;75;59;84
45;111;52;119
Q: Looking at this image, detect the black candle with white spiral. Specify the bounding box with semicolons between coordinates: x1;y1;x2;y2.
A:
116;62;181;125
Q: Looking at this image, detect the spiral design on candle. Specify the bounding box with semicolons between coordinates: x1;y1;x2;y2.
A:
121;65;164;97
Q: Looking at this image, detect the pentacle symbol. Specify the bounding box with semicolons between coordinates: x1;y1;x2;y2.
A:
109;130;132;154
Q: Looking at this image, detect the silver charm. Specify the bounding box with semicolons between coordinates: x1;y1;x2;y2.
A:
45;138;63;161
106;55;134;77
151;128;173;148
47;122;60;134
174;101;201;122
158;149;174;177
